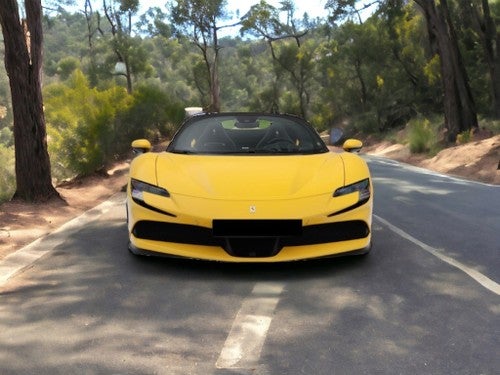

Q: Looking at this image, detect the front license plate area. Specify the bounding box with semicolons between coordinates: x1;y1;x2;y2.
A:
212;219;302;237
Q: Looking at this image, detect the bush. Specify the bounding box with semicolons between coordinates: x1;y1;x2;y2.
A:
456;129;473;145
0;144;15;203
44;71;186;180
479;117;500;135
407;117;439;154
0;126;13;147
354;111;380;135
118;83;185;147
45;70;132;180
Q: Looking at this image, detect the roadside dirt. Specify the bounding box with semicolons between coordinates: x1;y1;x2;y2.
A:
364;134;500;185
0;162;130;260
0;135;499;261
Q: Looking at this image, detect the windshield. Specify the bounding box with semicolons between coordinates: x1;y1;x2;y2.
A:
167;113;329;155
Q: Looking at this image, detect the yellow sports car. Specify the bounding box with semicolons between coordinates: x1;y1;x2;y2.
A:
126;112;372;262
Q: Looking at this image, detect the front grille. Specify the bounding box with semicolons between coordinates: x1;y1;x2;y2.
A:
132;220;369;258
133;221;219;246
283;221;369;245
224;238;282;257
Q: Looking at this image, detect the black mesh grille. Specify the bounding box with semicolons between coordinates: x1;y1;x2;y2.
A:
132;220;369;258
283;221;369;246
133;221;219;246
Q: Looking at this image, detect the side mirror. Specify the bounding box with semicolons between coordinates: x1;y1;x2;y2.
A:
343;139;363;153
131;139;151;155
329;127;344;146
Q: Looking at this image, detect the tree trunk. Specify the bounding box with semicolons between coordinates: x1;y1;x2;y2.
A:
0;0;59;202
476;0;500;118
414;0;478;142
210;63;221;112
210;25;221;112
124;57;133;94
494;37;500;118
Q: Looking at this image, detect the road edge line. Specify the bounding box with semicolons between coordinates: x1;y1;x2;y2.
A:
374;214;500;296
0;192;125;286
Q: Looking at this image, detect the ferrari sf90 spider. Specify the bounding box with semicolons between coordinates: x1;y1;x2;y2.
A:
126;112;372;262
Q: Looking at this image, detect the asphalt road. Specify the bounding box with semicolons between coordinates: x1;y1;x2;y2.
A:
0;156;498;374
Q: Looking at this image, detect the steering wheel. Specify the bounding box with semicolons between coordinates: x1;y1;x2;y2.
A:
258;138;298;152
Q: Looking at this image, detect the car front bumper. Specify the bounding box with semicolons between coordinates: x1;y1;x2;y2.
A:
127;193;372;262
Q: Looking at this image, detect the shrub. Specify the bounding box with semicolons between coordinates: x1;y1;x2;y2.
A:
479;117;500;135
0;144;15;203
45;70;132;180
56;56;80;80
118;83;185;148
456;129;473;145
44;71;186;180
407;117;439;154
354;111;380;135
0;126;13;147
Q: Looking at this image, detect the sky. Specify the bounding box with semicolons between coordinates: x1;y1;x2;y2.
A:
224;0;329;19
142;0;330;21
137;0;331;38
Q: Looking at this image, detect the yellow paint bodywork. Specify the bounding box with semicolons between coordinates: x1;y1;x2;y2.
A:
127;150;372;262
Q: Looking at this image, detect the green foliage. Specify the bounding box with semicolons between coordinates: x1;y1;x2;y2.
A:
122;82;186;142
456;129;473;145
479;118;500;135
120;0;139;12
423;54;441;86
44;70;185;180
0;126;13;147
354;112;381;135
0;1;492;196
45;70;132;179
313;20;386;132
43;10;89;79
240;1;281;39
407;117;440;154
35;2;494;129
56;56;80;80
220;40;274;112
0;144;15;203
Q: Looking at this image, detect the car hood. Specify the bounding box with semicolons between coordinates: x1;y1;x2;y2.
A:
155;152;345;200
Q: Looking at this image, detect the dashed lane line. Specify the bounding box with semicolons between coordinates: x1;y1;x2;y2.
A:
216;282;285;369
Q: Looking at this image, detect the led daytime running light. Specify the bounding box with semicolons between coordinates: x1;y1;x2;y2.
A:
334;178;370;198
131;179;170;201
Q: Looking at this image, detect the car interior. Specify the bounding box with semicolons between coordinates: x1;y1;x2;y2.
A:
168;115;326;154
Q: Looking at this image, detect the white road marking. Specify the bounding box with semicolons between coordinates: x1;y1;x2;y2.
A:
216;282;285;369
366;155;499;187
374;214;500;296
0;194;124;286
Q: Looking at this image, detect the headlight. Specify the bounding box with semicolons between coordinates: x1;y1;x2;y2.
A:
333;178;370;202
131;178;170;202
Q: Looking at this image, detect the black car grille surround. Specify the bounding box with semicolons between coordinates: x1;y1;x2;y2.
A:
132;220;369;258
